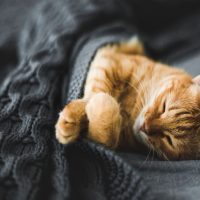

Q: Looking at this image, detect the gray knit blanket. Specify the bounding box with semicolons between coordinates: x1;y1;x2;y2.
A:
0;0;200;199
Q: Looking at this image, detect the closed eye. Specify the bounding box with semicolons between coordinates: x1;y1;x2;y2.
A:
165;135;173;146
174;111;191;118
162;100;166;113
160;99;167;115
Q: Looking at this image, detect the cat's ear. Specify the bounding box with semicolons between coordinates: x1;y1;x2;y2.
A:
193;75;200;86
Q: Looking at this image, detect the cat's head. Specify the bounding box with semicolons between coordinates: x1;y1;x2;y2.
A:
134;74;200;160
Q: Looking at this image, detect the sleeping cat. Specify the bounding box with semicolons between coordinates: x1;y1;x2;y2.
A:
55;37;200;160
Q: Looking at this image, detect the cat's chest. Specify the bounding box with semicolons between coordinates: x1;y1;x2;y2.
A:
119;87;140;120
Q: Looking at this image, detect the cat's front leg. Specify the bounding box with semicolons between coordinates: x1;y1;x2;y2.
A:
86;92;122;149
55;93;122;148
55;99;87;144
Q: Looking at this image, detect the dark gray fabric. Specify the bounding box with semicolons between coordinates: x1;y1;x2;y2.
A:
0;0;43;85
173;51;200;76
0;0;200;200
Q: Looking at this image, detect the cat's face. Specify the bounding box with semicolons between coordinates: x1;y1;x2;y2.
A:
134;75;200;160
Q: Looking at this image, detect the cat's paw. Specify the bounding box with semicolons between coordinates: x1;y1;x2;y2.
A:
55;99;86;144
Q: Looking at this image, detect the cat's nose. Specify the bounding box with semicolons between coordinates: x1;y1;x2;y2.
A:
140;122;149;134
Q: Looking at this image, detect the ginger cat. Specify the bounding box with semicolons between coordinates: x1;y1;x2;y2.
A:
55;38;200;160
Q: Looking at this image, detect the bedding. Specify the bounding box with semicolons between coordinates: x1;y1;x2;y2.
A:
0;0;200;200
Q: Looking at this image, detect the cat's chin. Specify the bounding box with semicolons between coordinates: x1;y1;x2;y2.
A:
133;114;149;144
133;119;156;154
134;131;148;146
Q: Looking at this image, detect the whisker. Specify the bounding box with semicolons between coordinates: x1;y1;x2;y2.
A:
125;73;147;103
126;81;145;107
139;148;152;168
151;148;155;163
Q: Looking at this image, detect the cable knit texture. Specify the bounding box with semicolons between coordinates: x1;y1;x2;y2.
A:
0;0;200;200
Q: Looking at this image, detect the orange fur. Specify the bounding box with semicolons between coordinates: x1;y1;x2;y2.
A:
56;37;200;160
